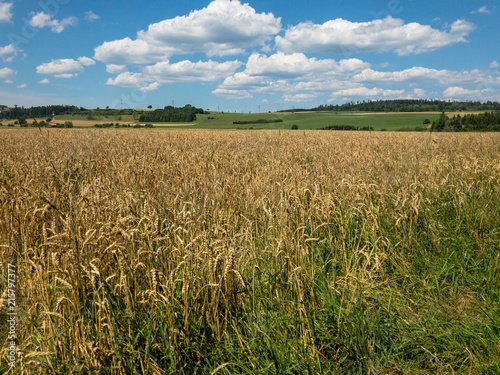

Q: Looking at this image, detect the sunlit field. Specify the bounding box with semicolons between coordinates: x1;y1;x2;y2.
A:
1;129;499;374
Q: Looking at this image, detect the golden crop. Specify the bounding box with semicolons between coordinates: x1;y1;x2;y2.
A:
1;129;499;373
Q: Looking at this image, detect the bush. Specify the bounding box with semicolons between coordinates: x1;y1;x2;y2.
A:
423;118;431;125
291;124;299;130
64;121;74;128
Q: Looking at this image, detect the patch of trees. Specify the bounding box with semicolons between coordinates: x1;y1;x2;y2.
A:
280;100;500;113
432;112;500;132
232;119;283;125
1;105;140;120
138;105;205;123
321;125;374;131
2;105;85;119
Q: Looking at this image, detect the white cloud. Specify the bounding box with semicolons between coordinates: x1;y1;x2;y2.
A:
244;52;369;78
95;37;168;65
143;59;243;83
275;16;475;56
94;0;281;64
39;78;50;84
106;59;242;91
17;83;27;89
78;56;96;67
0;44;21;62
140;82;161;92
212;88;253;100
0;67;15;81
106;72;149;88
352;67;500;86
36;59;86;78
329;87;406;101
214;53;375;99
471;6;491;14
106;64;127;74
443;86;493;98
490;61;499;69
29;11;77;33
0;2;13;23
282;93;319;102
85;11;99;21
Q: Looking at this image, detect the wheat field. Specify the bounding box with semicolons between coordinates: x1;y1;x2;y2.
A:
1;129;499;374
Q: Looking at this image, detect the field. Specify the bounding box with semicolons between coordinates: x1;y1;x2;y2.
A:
1;111;450;130
1;129;499;374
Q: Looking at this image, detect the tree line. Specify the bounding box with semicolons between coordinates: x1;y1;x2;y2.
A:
0;105;138;120
280;100;500;113
138;105;206;123
432;112;500;132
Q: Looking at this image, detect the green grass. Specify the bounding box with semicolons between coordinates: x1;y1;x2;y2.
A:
191;111;442;130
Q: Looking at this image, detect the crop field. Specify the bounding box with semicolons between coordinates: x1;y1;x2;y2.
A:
1;129;499;374
1;111;449;130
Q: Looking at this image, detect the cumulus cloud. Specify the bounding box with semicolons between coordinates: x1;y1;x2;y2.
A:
490;61;499;69
105;72;163;92
36;57;95;78
213;48;500;103
106;59;242;92
106;64;127;74
106;72;148;88
0;2;13;23
352;67;500;86
143;59;243;83
85;11;99;21
29;11;77;33
212;88;253;100
0;44;21;62
471;6;491;14
17;83;27;89
275;16;475;56
244;52;369;78
282;93;319;102
214;52;374;99
94;0;281;64
0;67;15;81
39;78;50;84
443;86;493;98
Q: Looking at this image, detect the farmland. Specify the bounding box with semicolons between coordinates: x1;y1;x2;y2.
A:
1;129;499;374
1;111;448;131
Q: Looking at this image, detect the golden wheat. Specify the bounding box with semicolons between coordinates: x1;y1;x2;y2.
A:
0;129;499;373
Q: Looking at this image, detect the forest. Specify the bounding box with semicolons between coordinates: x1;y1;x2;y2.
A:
432;111;500;131
285;99;500;113
138;105;206;122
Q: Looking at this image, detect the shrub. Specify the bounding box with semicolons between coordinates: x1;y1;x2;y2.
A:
64;121;74;128
291;124;299;130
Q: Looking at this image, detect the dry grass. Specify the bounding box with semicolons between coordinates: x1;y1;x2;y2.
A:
0;129;499;374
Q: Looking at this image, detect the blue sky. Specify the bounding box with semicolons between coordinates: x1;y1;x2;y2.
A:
0;0;498;112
